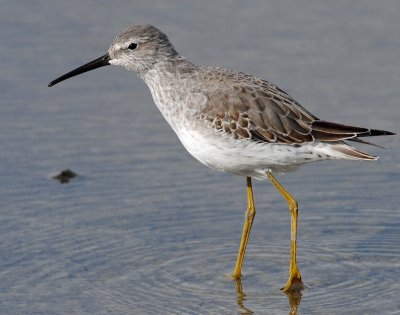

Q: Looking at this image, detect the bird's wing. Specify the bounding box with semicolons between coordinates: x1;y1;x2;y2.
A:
196;80;384;144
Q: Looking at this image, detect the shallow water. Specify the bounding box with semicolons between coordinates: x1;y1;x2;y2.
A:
1;1;399;314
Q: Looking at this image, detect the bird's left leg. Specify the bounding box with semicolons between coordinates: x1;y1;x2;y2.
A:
266;171;303;292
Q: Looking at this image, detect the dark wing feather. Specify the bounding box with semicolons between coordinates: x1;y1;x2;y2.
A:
199;80;395;144
200;83;316;143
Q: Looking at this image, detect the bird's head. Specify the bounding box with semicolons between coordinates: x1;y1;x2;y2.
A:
48;24;177;87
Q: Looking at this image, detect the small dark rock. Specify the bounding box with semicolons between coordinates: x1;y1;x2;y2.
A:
53;169;78;184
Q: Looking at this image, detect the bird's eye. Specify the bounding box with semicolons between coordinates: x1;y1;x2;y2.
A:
128;43;138;50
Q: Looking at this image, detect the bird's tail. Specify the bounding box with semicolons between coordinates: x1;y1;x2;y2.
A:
311;120;395;160
331;143;378;160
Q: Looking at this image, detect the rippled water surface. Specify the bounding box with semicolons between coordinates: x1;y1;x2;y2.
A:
1;1;399;314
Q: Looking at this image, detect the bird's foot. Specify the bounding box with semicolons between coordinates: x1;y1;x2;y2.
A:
281;267;303;292
230;272;242;280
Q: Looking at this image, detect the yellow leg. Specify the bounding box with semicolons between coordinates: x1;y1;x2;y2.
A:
266;171;303;292
232;177;256;279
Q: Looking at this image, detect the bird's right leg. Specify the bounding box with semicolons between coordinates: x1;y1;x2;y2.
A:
232;177;256;279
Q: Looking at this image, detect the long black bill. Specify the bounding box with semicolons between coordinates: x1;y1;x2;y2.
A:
48;53;111;87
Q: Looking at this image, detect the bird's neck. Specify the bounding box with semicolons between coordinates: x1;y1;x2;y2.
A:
140;56;199;133
141;55;197;86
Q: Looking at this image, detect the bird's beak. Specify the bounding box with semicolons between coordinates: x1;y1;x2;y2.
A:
48;53;111;87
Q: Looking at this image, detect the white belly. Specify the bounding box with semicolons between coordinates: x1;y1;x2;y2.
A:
175;126;334;179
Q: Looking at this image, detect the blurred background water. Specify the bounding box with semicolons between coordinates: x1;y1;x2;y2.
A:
0;1;399;314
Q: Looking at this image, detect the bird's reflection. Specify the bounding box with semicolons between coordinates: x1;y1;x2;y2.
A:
285;289;302;315
233;278;303;315
234;278;254;314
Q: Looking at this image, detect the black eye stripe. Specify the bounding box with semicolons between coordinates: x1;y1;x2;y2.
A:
128;43;138;50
